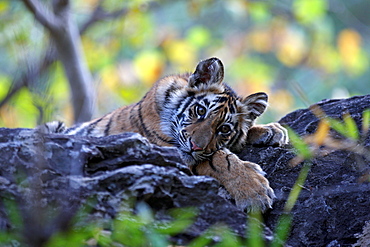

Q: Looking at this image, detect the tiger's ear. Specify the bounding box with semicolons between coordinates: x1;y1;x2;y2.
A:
188;57;224;88
242;92;268;119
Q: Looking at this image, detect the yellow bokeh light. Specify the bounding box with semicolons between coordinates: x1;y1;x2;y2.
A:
134;50;165;86
337;29;368;75
163;40;196;71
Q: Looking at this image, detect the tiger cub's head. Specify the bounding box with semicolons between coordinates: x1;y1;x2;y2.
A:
162;57;268;165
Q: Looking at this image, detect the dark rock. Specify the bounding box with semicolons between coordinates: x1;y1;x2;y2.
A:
0;129;247;245
0;94;369;246
257;94;370;246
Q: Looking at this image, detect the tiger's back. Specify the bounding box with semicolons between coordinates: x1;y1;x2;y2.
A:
61;74;190;147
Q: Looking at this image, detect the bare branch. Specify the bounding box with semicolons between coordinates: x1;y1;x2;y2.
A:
79;2;128;34
21;0;60;33
0;47;57;109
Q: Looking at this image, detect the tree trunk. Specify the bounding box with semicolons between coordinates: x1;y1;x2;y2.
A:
22;0;94;123
51;9;94;123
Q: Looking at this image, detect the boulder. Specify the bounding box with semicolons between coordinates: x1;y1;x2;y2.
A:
0;94;369;246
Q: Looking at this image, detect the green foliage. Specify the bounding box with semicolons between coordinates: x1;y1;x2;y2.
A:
110;204;196;247
246;211;264;247
293;0;327;24
362;109;370;134
284;164;310;213
287;127;312;159
45;203;197;247
263;157;310;247
319;108;370;142
327;114;359;141
270;213;292;247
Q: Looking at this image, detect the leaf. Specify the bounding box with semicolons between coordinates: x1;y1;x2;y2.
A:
287;128;312;159
314;119;330;145
246;211;264;247
272;164;310;247
327;115;359;140
293;0;327;24
343;113;359;140
326;117;347;138
270;213;293;247
284;164;310;212
155;208;196;235
362;108;370;134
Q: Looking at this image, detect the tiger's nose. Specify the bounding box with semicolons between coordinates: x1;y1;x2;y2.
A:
191;141;203;151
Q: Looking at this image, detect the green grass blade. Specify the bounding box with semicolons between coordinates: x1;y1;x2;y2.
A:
287;128;312;159
362;108;370;134
343;113;359;140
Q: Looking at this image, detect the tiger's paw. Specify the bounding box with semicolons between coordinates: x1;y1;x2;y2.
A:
232;160;275;212
210;150;275;212
247;122;289;146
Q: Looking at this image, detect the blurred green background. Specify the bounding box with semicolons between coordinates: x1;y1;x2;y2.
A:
0;0;369;128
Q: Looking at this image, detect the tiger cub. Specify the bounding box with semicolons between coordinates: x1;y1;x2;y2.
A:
40;58;288;211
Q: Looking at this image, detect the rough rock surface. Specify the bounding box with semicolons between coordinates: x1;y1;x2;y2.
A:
0;94;369;246
260;94;370;246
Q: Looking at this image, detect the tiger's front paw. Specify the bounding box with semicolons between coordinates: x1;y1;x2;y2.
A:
247;123;288;146
210;150;275;212
232;161;275;212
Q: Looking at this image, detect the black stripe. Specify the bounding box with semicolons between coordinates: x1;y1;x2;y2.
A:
138;101;172;145
228;100;236;114
86;118;104;136
211;104;224;113
129;103;139;128
228;127;243;148
216;96;228;103
104;117;113;136
65;118;102;136
176;95;195;119
226;154;232;171
57;121;65;133
138;102;153;138
196;94;206;100
208;158;218;172
164;81;178;103
192;165;198;175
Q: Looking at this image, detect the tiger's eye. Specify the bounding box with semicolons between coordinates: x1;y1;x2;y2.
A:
196;105;206;116
220;124;231;134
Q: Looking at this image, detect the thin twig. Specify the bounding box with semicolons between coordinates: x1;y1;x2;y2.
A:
79;2;128;34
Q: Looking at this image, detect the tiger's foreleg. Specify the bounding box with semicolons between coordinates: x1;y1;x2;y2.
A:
194;149;275;212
